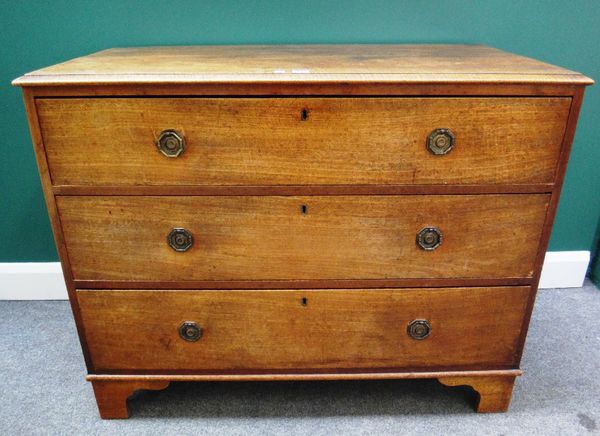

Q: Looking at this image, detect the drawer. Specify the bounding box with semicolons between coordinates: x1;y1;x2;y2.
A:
57;194;548;281
77;287;530;372
38;97;570;186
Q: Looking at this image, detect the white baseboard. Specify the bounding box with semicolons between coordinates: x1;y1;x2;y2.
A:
538;251;590;289
0;251;592;300
0;263;67;300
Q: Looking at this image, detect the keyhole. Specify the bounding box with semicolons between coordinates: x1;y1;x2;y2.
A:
301;204;308;215
301;297;308;306
301;108;309;121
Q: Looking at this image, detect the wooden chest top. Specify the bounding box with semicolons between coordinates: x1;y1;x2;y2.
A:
13;44;592;87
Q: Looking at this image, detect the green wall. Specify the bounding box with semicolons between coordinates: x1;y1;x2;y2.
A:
1;1;599;272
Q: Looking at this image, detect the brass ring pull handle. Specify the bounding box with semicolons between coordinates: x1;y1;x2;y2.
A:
427;128;454;155
168;228;193;252
157;129;185;157
416;227;443;251
179;321;202;342
407;319;431;340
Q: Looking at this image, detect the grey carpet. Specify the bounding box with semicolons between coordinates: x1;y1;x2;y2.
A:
1;281;599;436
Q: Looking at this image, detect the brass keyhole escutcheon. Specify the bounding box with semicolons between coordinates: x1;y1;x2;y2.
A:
427;128;455;155
407;319;431;340
157;129;186;157
417;227;443;251
167;228;193;252
179;321;202;342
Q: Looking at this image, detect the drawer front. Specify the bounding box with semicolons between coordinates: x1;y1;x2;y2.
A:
57;194;548;281
78;287;530;372
38;97;570;186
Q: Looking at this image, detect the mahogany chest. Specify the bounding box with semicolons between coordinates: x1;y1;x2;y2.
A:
13;45;592;418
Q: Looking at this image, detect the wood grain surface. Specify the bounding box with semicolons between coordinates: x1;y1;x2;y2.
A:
51;183;555;196
438;375;517;413
91;380;170;419
38;97;570;186
13;45;593;86
87;370;523;382
24;82;587;97
21;89;94;369
56;194;549;281
77;286;530;372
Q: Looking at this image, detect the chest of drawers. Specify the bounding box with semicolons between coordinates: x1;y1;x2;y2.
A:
14;45;592;418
